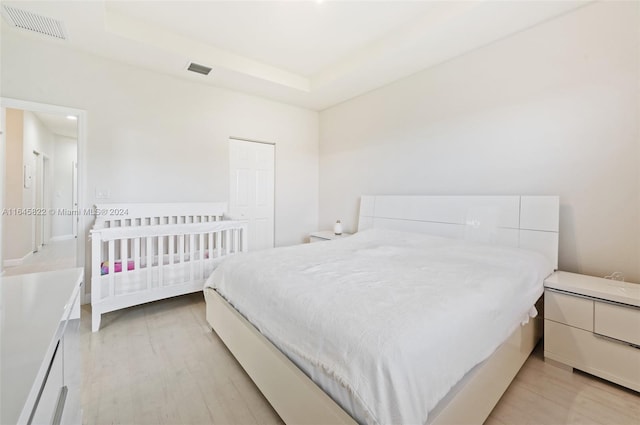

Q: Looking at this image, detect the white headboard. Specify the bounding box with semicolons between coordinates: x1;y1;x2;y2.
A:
358;195;559;269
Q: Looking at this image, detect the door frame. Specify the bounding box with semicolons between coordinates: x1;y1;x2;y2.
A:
42;155;52;244
33;152;52;249
0;97;87;278
32;149;42;252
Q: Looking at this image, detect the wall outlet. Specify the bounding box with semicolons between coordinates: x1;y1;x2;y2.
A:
95;188;110;199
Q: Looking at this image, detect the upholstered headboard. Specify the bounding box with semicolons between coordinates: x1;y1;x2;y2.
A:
358;195;559;269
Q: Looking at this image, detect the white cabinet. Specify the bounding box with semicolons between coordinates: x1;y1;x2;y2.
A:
544;271;640;392
60;311;81;425
0;268;83;425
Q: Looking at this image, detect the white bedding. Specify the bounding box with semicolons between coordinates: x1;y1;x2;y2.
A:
205;228;552;425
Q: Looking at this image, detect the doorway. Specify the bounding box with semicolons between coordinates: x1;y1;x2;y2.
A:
0;98;85;277
229;138;275;251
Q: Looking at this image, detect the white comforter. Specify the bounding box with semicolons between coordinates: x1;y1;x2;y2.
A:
205;229;552;425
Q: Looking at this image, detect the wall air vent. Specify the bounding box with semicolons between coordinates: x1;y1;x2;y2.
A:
2;5;67;40
187;62;212;76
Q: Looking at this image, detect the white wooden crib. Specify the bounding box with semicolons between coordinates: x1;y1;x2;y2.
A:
90;203;247;332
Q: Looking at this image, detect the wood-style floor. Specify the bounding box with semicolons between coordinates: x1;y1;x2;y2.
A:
82;293;639;425
2;238;76;276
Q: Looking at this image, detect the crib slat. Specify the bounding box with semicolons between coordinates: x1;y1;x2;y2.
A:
208;232;214;263
216;231;221;259
134;237;141;271
140;219;146;260
233;229;239;254
189;234;195;284
199;233;205;280
146;237;153;289
108;240;115;297
169;235;175;268
121;238;128;274
158;236;164;287
179;235;185;265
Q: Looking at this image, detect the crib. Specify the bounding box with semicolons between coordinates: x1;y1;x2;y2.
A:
90;203;247;332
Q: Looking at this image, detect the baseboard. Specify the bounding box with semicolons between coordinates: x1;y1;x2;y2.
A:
49;234;75;242
3;251;34;267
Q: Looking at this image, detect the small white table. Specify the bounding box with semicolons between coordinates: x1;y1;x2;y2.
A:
309;230;352;243
0;268;83;425
543;271;640;392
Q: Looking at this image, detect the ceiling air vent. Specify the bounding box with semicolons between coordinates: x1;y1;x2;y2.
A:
187;62;212;76
2;5;67;40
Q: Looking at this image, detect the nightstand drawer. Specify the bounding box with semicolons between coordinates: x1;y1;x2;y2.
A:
594;302;640;346
544;320;640;392
545;290;593;331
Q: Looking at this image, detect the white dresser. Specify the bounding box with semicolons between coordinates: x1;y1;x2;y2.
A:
1;268;83;425
544;271;640;392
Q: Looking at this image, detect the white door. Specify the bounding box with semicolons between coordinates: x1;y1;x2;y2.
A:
229;139;275;251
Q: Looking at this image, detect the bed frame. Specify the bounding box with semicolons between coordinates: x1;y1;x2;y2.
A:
91;203;247;332
205;195;559;424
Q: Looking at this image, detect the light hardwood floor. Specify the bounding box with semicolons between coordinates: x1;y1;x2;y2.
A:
2;238;76;276
82;293;639;425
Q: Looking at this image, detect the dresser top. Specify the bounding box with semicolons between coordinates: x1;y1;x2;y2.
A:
0;268;83;425
544;271;640;307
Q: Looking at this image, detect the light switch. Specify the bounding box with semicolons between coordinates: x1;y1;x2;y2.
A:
95;188;110;199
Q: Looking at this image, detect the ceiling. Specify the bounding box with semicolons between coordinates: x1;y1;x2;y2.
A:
32;111;78;139
1;1;589;111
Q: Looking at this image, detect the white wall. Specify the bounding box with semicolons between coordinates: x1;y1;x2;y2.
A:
51;135;77;238
0;107;5;271
319;2;640;282
1;25;319;284
2;109;30;262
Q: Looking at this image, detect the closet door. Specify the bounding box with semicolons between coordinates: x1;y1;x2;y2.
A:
229;139;275;251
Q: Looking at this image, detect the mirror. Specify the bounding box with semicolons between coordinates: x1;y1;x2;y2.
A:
1;107;78;276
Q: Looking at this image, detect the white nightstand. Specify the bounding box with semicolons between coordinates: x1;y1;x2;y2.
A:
543;271;640;392
309;230;352;243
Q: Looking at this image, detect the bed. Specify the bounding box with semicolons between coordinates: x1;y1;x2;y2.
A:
204;195;559;424
90;203;247;332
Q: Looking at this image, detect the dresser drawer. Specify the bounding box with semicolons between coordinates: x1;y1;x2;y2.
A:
544;320;640;392
545;290;593;331
594;302;640;346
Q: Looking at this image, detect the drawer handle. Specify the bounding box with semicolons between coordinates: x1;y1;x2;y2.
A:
594;332;640;350
51;386;68;425
28;342;61;425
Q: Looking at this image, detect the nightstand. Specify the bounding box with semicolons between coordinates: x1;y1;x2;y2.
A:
309;230;352;243
543;271;640;392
